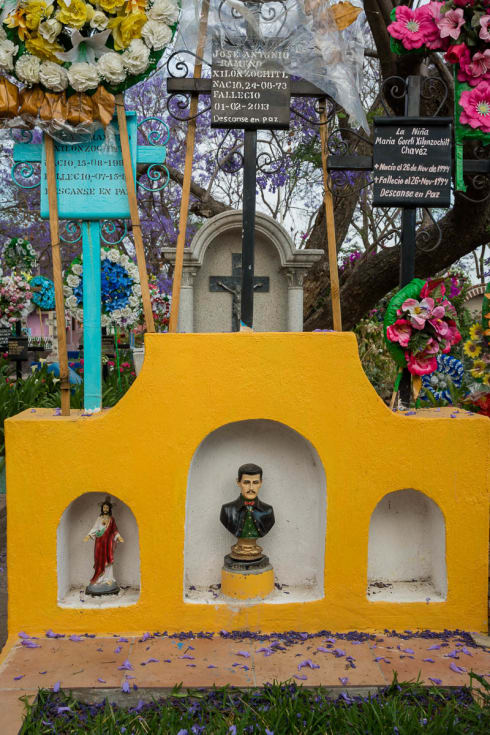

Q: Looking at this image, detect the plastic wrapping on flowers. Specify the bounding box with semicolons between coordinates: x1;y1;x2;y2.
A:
384;276;463;377
0;0;180;140
386;1;490;190
64;247;142;329
176;0;369;131
0;272;34;327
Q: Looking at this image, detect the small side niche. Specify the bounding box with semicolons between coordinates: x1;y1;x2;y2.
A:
367;489;447;603
57;492;140;608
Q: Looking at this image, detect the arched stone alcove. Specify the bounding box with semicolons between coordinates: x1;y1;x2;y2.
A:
57;493;140;608
184;419;327;604
367;489;447;602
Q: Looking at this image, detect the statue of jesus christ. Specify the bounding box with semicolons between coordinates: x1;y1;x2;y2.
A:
84;498;124;596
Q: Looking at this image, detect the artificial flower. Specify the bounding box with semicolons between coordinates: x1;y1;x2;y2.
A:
470;360;486;380
109;10;147;50
25;33;64;62
444;43;470;66
459;81;490;134
0;39;18;71
388;5;436;50
15;53;41;84
122;37;150;74
402;296;443;329
386;318;412;348
147;0;179;25
469;323;483;340
5;7;29;40
464;339;482;358
39;59;69;90
90;9;109;29
480;15;490;42
55;0;89;28
24;0;53;30
67;60;99;90
141;17;171;49
98;0;125;13
406;350;438;376
421;2;446;50
467;50;490;80
436;8;465;40
38;18;62;43
97;50;126;82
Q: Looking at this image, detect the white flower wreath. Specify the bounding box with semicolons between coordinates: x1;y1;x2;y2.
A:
63;246;142;329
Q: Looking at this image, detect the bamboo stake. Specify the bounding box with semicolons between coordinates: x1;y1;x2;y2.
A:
319;103;342;332
169;0;210;333
44;134;70;415
115;94;155;332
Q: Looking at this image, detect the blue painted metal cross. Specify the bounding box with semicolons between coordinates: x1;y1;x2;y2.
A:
12;112;168;409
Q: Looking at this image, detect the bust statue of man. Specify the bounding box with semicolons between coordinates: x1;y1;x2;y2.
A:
220;463;275;561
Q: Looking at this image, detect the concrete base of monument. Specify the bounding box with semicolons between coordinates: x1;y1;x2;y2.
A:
58;586;140;609
367;580;446;603
221;565;275;601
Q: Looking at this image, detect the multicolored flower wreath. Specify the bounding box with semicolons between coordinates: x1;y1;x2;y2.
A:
384;276;462;376
30;274;55;309
421;353;464;402
3;236;37;271
0;0;179;95
0;271;33;326
64;246;142;328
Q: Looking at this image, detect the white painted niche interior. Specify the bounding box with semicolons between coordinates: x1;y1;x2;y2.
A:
184;419;327;604
367;489;447;603
57;492;140;608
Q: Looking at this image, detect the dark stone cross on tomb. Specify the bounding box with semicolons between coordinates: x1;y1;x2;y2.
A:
209;253;269;332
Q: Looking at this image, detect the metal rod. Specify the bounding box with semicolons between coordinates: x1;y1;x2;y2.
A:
169;0;210;332
82;221;102;410
399;77;421;408
240;130;257;331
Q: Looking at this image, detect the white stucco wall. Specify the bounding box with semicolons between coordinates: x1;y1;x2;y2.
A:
367;489;447;601
184;419;327;603
57;492;140;605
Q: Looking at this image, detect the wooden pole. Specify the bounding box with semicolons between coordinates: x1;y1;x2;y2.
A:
115;94;155;333
169;0;210;333
44;134;70;415
319;103;342;332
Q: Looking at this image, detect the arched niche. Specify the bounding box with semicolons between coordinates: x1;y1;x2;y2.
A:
184;419;327;604
367;489;447;602
57;492;140;608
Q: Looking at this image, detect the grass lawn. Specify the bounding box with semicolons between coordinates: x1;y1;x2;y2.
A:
19;675;490;734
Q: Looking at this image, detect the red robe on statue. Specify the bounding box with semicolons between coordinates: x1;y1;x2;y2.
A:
90;517;119;585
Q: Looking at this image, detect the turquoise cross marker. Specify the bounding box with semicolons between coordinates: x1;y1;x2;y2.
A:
13;112;169;410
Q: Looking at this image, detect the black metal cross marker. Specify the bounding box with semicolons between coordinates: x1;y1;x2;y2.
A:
327;75;490;407
210;253;270;332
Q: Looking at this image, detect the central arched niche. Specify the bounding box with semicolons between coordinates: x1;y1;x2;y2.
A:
57;492;140;608
367;489;447;602
184;419;327;604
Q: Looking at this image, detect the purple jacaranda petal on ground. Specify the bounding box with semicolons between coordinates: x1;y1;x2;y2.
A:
374;657;384;662
22;640;40;648
242;665;249;671
207;665;217;668
449;663;466;674
69;635;82;642
265;730;274;735
404;649;414;654
423;658;435;663
428;644;441;650
176;730;188;735
294;674;308;680
461;647;472;656
141;633;151;641
56;707;71;713
187;664;196;668
45;630;64;639
18;632;31;639
118;659;134;671
97;678;106;683
122;681;130;693
13;675;25;680
53;681;60;692
114;646;122;654
257;647;274;656
164;659;171;663
298;659;320;670
180;655;195;660
317;647;330;653
39;671;47;675
146;658;159;664
299;633;308;640
333;649;345;657
236;651;251;658
118;637;129;642
339;677;349;685
325;638;336;644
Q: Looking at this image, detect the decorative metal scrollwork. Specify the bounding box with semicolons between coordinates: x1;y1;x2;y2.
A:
60;220;82;244
416;208;443;252
166;92;211;123
137;164;171;192
380;75;408;115
11;161;41;189
420;76;448;118
100;220;128;245
290;97;336;127
137;116;170;147
216;129;244;174
457;175;490;204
